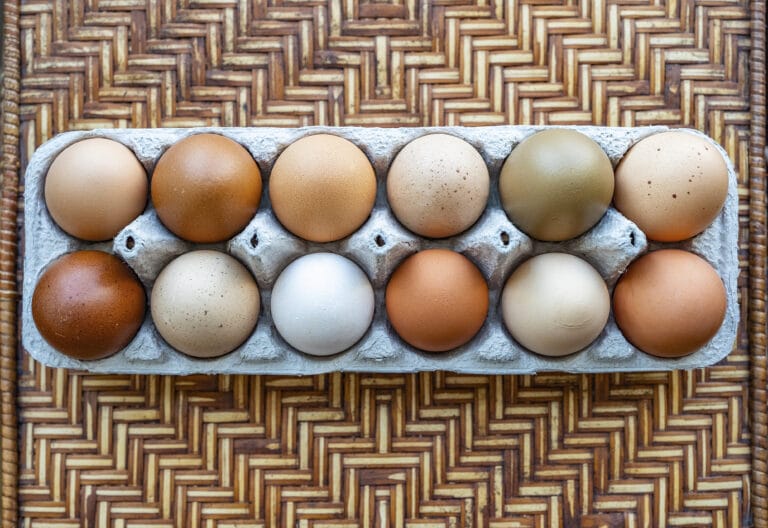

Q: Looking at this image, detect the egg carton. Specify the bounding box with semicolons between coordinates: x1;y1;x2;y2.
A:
21;126;740;375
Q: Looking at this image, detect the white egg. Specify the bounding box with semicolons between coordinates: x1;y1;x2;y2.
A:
271;253;375;356
151;250;260;358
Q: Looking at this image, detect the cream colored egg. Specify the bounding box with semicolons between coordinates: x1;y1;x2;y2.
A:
387;134;490;238
151;251;260;358
501;253;610;357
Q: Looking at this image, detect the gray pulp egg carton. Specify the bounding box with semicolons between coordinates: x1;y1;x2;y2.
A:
21;126;740;375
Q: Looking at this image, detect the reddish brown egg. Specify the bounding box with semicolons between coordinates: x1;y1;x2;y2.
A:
32;251;146;360
385;249;489;352
613;249;726;358
151;134;262;243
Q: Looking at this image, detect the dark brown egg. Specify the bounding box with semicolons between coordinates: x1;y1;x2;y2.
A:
32;251;146;360
385;249;489;352
151;134;262;243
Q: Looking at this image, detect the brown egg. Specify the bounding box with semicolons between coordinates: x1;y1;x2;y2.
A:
613;249;726;358
614;131;729;242
269;134;377;242
32;251;146;360
387;134;489;238
151;134;262;243
45;138;147;241
499;129;614;241
385;249;489;352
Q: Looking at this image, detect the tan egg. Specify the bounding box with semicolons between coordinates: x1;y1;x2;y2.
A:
45;138;147;241
613;249;726;358
151;251;260;359
387;134;489;238
614;131;728;242
499;129;614;241
151;134;262;243
32;250;146;360
385;249;489;352
269;134;377;242
501;253;610;357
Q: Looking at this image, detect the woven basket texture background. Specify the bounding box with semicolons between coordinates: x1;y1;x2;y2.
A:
1;0;766;525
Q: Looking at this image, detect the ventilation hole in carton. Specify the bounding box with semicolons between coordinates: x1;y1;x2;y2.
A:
629;232;636;246
500;232;510;246
126;236;135;250
375;235;386;247
250;233;259;248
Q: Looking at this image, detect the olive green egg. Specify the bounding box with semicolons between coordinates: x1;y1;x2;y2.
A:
499;129;615;241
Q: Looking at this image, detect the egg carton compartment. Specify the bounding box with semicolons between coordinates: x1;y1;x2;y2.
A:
21;126;740;374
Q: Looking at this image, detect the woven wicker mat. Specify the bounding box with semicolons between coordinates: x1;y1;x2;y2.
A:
1;0;766;525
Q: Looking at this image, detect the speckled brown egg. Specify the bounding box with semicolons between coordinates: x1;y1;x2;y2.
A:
151;134;262;243
499;129;614;241
614;131;729;242
269;134;377;242
613;249;727;358
32;250;146;360
387;134;489;238
45;138;147;241
385;249;489;352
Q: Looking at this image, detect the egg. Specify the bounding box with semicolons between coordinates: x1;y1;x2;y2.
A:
613;249;726;358
613;131;729;242
151;134;262;243
150;251;260;358
269;134;377;242
32;250;146;360
270;253;375;356
499;129;614;241
386;249;488;352
501;253;609;357
45;138;147;241
387;134;489;238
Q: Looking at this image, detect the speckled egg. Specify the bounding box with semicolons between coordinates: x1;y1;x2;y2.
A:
150;250;260;358
613;131;729;242
387;133;490;238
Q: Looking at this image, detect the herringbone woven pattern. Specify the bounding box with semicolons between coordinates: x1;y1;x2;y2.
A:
9;0;763;525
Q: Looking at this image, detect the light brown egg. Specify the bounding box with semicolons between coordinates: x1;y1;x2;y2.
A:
613;249;726;358
151;134;262;243
499;129;614;241
501;253;610;357
150;250;260;359
32;250;146;360
385;249;489;352
269;134;377;242
45;138;147;241
614;131;728;242
387;134;489;238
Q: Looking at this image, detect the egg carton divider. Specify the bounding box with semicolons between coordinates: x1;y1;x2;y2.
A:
21;126;740;374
